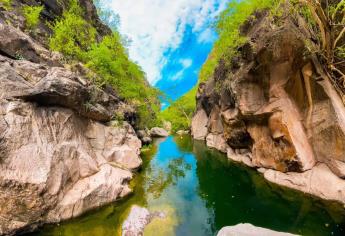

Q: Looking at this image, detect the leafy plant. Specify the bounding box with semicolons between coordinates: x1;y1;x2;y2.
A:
49;0;96;60
22;5;44;30
0;0;12;10
199;0;281;83
159;87;197;132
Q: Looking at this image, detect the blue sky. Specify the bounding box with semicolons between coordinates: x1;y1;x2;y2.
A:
107;0;228;108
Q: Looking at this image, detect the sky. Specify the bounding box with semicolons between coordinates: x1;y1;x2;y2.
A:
107;0;228;108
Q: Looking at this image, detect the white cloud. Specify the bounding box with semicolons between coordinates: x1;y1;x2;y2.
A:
180;58;193;69
170;70;184;81
198;28;217;43
109;0;228;84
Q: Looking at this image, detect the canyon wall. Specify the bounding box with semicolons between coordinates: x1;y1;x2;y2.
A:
0;0;143;234
192;10;345;204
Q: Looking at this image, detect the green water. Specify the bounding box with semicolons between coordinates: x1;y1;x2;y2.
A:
33;135;345;236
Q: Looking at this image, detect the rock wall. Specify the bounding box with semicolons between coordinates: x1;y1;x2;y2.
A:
0;1;143;235
192;10;345;204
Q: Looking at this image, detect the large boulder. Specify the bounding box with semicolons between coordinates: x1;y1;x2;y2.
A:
0;22;62;66
0;54;123;123
0;98;142;234
122;205;165;236
150;127;169;137
191;109;208;140
217;223;297;236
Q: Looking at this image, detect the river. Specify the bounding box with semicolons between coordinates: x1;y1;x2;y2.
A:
34;135;345;236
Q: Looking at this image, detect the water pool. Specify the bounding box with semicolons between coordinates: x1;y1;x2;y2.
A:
33;135;345;236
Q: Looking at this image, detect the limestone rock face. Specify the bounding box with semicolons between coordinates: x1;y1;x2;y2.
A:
0;6;142;234
206;133;229;153
264;164;345;204
191;109;208;140
217;223;298;236
192;9;345;204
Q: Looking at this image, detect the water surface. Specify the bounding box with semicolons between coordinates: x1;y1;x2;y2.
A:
35;135;345;236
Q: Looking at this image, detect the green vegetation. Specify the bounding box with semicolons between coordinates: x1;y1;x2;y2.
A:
200;0;281;83
49;0;160;128
0;0;12;10
22;5;44;30
160;87;197;132
160;0;281;131
49;0;96;60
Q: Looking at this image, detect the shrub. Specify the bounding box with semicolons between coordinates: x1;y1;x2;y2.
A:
22;5;44;29
159;87;197;132
199;0;281;82
49;0;96;60
0;0;12;10
85;32;161;128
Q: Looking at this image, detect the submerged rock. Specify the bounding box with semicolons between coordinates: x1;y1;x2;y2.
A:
122;205;165;236
150;127;169;137
217;223;298;236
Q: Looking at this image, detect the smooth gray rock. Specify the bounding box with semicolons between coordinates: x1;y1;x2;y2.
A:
150;127;169;137
217;224;298;236
122;205;165;236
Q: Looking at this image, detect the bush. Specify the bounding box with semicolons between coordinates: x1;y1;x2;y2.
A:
0;0;12;10
199;0;281;82
22;5;44;29
49;0;96;60
159;87;197;132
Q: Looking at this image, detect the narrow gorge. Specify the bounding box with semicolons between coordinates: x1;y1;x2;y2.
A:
0;0;344;236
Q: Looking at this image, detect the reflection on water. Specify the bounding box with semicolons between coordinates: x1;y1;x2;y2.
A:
34;135;345;236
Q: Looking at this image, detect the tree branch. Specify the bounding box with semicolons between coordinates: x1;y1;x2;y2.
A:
333;26;345;49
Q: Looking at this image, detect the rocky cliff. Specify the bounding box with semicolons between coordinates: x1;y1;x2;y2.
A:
192;9;345;204
0;0;143;235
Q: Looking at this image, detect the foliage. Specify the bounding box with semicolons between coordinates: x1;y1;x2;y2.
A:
0;0;11;10
22;5;44;30
160;87;197;132
49;0;160;129
49;0;96;60
161;0;281;131
199;0;281;82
